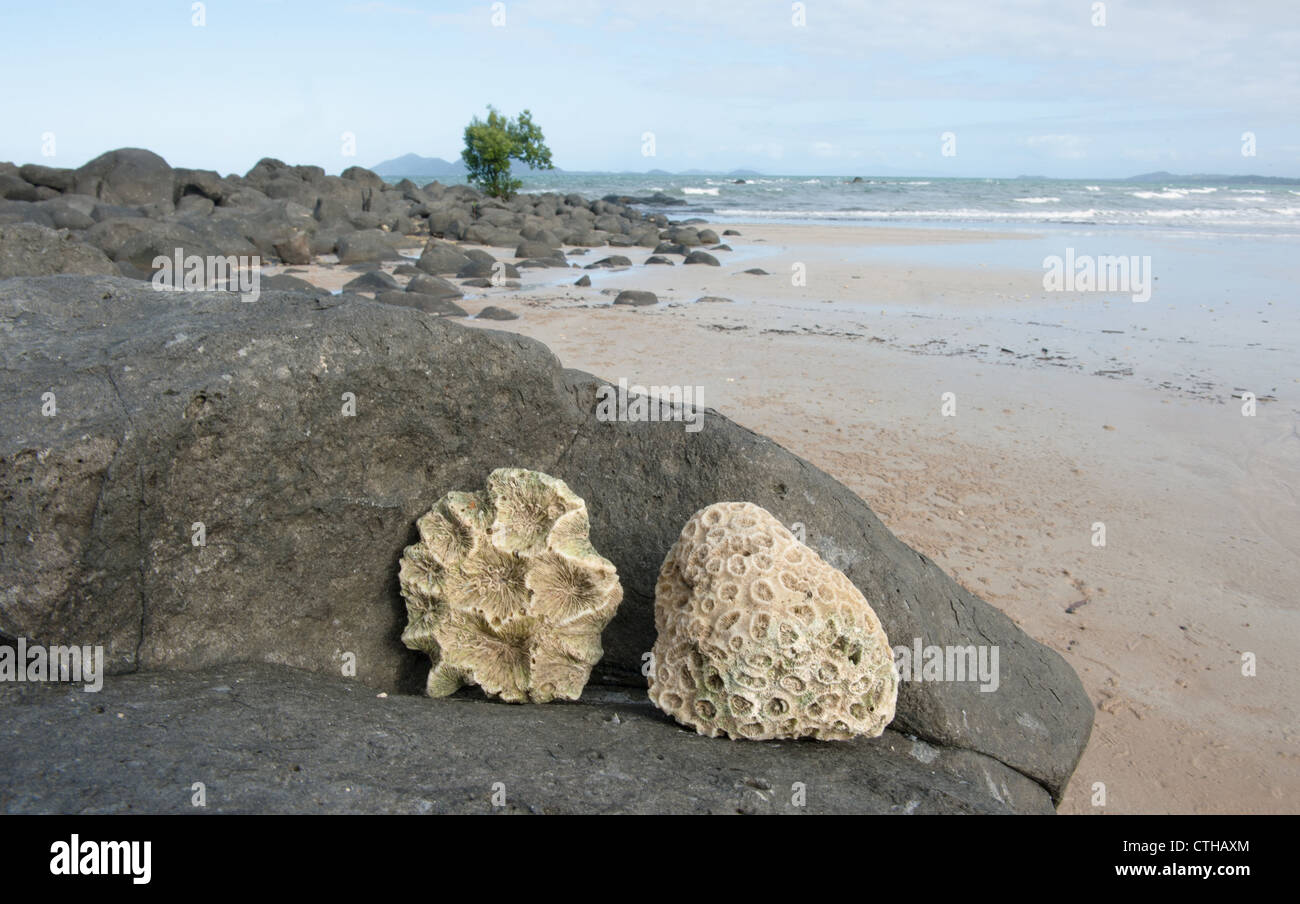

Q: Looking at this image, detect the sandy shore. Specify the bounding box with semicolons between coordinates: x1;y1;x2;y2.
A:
282;223;1299;814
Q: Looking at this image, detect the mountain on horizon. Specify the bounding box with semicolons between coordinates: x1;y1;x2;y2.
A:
370;153;466;178
1122;171;1300;185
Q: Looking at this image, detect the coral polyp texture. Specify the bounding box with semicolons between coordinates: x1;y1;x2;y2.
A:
648;502;898;741
398;468;623;703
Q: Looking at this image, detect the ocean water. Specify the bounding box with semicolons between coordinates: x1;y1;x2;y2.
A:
385;170;1299;404
388;170;1300;235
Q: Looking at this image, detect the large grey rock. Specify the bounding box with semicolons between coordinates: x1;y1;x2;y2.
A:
683;251;720;266
456;258;519;280
72;148;174;210
335;229;403;264
0;276;1091;799
375;290;467;317
18;164;76;193
0;224;116;277
613;289;658;306
0;174;41;202
404;273;462;299
342;270;399;293
0;663;1052;814
584;255;632;270
514;240;564;262
415;239;471;276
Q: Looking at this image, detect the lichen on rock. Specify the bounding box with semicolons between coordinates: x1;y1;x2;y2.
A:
648;502;898;740
398;468;622;703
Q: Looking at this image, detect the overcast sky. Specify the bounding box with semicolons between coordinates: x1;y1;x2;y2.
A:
2;0;1297;177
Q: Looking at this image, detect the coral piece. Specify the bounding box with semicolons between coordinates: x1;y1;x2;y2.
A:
648;502;898;740
399;468;622;703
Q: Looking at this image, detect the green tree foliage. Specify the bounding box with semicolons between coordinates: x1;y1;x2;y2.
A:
461;107;554;199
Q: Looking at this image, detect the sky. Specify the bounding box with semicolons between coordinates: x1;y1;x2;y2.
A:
1;0;1297;178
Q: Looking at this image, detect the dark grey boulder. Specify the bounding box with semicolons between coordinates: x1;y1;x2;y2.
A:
376;290;468;316
743;268;769;275
342;270;399;292
613;289;658;306
645;256;674;265
514;240;565;262
0;223;116;277
72;148;174;210
723;229;741;236
476;305;519;321
459;277;493;288
519;225;560;247
653;242;686;255
173;168;230;205
0;277;1092;800
710;244;732;252
405;274;463;299
696;228;720;245
0;174;41;202
456;258;519;280
0;663;1052;814
227;199;318;259
96;219;258;272
339;166;385;191
574;274;591;286
415;239;471;276
336;230;404;264
684;251;720;266
273;232;312;265
35;199;95;231
314;198;351;225
584;255;632;270
17;163;76;193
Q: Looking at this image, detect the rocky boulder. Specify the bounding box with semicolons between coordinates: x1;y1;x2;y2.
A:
0;223;116;277
613;289;659;306
415;240;471;276
0;277;1091;803
0;663;1053;813
71;148;174;210
336;230;405;264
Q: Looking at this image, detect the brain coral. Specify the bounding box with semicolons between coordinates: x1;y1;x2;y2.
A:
648;502;898;740
398;468;623;703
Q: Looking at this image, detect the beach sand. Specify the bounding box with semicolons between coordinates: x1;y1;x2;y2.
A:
283;223;1299;814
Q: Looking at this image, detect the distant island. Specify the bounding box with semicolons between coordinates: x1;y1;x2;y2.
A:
1122;171;1300;185
370;153;468;179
